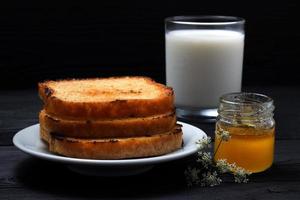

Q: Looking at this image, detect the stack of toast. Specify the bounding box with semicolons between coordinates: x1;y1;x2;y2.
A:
38;76;183;159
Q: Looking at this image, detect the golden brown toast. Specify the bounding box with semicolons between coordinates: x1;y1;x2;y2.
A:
40;125;183;159
39;77;174;120
39;109;176;138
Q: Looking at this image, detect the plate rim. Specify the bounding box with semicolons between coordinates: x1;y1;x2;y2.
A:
13;121;206;166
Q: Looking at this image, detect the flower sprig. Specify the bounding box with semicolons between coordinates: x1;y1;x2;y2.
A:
185;127;251;187
215;125;231;141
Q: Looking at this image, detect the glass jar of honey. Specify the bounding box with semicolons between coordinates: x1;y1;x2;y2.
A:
214;93;275;173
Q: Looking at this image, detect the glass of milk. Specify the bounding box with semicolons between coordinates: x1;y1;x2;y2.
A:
165;16;245;121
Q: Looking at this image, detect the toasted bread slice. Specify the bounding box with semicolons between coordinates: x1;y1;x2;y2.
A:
39;109;176;138
40;125;183;159
39;77;174;120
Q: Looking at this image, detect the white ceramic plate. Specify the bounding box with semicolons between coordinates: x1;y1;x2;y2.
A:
13;121;206;176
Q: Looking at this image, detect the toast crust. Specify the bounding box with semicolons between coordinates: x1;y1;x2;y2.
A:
39;109;176;138
40;125;183;159
39;77;174;120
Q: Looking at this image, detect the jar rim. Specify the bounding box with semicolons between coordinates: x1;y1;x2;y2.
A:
165;15;245;26
220;92;273;107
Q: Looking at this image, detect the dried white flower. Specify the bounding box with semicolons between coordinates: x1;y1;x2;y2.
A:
216;159;251;183
185;136;251;187
196;152;212;169
215;127;231;141
231;164;252;183
196;136;211;150
201;171;222;187
215;159;231;173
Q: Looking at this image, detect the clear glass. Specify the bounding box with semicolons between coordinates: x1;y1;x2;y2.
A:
214;92;275;173
165;16;245;122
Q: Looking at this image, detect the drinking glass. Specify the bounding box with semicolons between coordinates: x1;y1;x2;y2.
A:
165;16;245;122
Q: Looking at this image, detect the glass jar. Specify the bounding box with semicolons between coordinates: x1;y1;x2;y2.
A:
214;92;275;173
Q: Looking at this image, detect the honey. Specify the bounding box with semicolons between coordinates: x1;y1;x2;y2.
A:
214;93;275;173
214;123;275;173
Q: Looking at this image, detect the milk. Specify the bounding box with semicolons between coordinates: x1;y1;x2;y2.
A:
166;30;244;108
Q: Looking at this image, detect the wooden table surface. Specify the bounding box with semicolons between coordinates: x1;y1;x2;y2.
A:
1;86;300;199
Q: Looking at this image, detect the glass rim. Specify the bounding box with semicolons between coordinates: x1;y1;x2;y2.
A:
165;15;245;25
220;92;273;107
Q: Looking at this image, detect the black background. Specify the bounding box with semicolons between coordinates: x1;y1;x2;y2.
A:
0;0;299;89
1;2;300;199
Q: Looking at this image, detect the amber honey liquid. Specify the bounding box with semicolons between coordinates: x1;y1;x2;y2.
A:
214;123;275;173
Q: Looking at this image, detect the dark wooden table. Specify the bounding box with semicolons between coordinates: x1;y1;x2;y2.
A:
1;86;300;199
